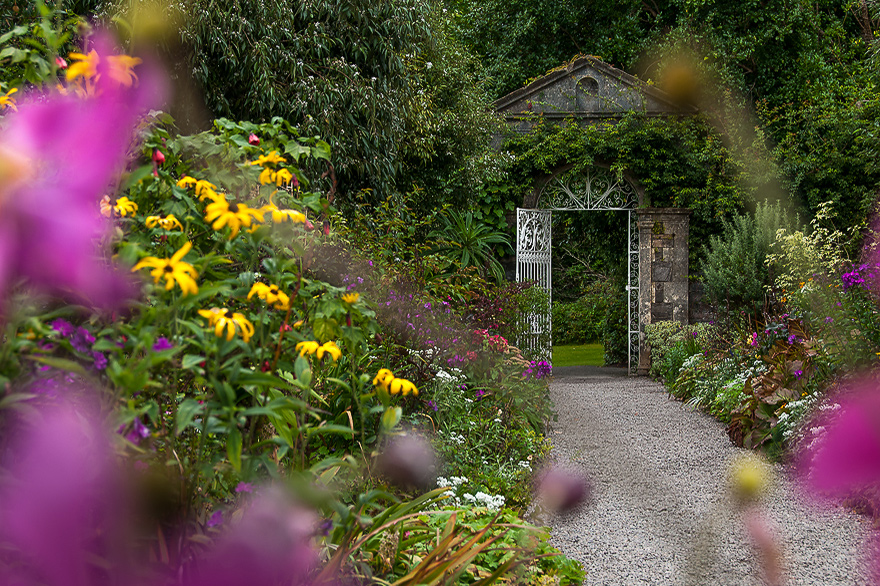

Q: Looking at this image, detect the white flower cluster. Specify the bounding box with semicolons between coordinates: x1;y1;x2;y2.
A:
462;492;506;512
517;460;532;472
436;476;506;511
442;431;466;445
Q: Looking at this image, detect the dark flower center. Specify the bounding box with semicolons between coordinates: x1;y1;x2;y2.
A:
228;203;240;213
163;263;174;273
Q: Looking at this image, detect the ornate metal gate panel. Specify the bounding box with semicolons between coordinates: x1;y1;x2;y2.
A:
516;208;552;361
515;167;641;373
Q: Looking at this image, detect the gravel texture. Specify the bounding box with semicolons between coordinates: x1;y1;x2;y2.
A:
542;365;875;586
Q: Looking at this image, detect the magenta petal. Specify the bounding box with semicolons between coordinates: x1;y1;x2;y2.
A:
803;389;880;498
0;38;164;309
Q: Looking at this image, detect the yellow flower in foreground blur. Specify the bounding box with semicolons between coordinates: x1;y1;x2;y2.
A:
296;340;341;361
0;87;18;111
342;292;359;304
249;151;287;167
198;307;254;342
204;195;266;239
145;214;183;231
113;196;138;217
730;453;771;503
67;50;142;89
131;241;198;295
248;282;290;310
177;176;218;200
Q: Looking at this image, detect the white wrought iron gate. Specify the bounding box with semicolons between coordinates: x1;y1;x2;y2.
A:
515;208;552;362
515;167;641;374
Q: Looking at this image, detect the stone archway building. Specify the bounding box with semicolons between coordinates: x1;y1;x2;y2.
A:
494;56;697;374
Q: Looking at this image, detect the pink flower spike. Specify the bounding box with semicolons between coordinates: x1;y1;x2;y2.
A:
152;149;165;164
248;133;260;145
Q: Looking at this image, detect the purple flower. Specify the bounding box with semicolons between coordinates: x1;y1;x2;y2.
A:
119;416;150;444
825;316;834;324
427;400;438;412
794;369;803;379
787;334;798;345
50;318;75;337
152;336;173;351
235;482;254;493
207;510;224;528
92;351;107;370
0;36;164;309
69;327;95;353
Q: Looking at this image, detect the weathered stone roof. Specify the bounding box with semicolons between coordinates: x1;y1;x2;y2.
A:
494;56;696;131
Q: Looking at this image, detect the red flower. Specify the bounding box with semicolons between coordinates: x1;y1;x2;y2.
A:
248;133;260;145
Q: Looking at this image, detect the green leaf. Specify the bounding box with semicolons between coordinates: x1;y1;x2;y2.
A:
227;427;243;471
25;355;88;377
182;354;206;370
381;406;402;431
175;398;203;435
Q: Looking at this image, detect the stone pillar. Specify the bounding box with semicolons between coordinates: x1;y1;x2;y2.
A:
637;208;690;375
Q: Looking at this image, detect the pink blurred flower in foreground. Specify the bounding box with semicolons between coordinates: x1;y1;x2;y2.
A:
535;466;590;514
0;391;128;586
799;382;880;501
0;37;164;309
186;487;320;586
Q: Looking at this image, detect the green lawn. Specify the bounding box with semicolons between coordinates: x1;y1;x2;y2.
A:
552;343;604;367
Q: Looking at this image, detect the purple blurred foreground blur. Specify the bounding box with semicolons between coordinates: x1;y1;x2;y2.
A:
0;36;164;310
0;391;325;586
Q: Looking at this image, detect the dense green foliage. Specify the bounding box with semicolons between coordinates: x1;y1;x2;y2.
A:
703;200;801;314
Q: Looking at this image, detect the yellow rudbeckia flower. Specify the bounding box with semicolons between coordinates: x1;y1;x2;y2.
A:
131;242;199;295
145;214;183;231
177;176;219;200
258;167;295;186
113;196;138;217
261;194;307;224
372;369;418;396
248;282;290;310
204;195;266;239
198;307;255;342
295;340;320;357
373;368;394;390
0;87;18;111
295;340;341;362
248;151;287;167
389;377;418;396
342;292;359;304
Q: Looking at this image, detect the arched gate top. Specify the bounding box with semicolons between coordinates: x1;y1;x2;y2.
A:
536;167;639;211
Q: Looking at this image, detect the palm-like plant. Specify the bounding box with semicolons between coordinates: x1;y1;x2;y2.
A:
429;210;510;282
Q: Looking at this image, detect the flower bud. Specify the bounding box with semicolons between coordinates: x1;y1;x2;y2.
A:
55;56;68;69
248;133;260;145
152;149;165;164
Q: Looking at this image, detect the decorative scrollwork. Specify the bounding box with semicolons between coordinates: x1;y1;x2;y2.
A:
538;167;639;210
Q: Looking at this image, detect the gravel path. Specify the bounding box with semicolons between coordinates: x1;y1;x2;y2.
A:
543;366;875;586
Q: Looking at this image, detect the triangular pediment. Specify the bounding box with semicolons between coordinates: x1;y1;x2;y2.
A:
494;56;696;123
